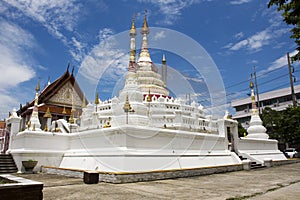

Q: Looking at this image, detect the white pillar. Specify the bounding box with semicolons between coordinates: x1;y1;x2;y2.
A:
6;109;21;152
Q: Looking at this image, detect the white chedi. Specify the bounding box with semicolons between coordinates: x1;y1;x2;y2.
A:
246;112;268;139
246;76;269;139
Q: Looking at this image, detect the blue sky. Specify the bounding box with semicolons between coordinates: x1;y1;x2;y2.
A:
0;0;299;119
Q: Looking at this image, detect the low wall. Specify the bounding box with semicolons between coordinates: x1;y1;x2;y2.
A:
272;158;300;166
236;137;286;164
0;174;43;200
42;164;243;183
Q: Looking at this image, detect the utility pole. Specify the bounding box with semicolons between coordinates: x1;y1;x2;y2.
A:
253;67;261;114
287;52;297;107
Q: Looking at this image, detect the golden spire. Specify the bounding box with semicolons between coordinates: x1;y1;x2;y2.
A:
129;13;137;71
35;79;40;92
82;95;86;108
123;93;132;111
95;92;99;105
69;112;74;124
130;13;137;36
147;89;152;102
69;101;76;124
138;11;151;62
34;79;40;106
141;11;149;35
43;107;52;118
250;74;254;89
62;106;67;114
250;74;257;111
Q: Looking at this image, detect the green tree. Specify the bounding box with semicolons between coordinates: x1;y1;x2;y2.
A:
238;122;246;137
262;106;300;146
268;0;300;61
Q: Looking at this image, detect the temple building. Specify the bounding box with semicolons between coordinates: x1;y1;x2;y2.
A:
5;14;286;183
17;67;87;131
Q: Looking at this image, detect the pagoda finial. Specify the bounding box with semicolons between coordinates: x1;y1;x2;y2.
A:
250;74;257;112
141;10;149;35
162;54;167;86
147;89;152;102
138;11;152;63
35;79;40;93
95;92;100;105
162;54;166;63
82;95;86;108
130;13;137;36
129;13;137;72
250;74;254;89
62;106;67;114
47;76;51;86
123;93;132;111
44;107;52;118
69;104;75;124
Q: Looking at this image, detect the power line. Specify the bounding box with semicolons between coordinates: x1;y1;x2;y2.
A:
225;66;286;89
258;73;289;86
259;82;290;94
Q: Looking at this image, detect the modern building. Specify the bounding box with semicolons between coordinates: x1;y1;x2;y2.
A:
232;84;300;128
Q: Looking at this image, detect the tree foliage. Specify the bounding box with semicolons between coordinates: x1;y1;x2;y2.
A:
268;0;300;61
238;122;246;137
262;106;300;145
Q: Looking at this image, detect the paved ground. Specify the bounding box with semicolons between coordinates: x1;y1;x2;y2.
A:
16;162;300;200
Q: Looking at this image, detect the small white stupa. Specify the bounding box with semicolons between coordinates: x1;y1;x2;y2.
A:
246;74;268;139
27;81;42;131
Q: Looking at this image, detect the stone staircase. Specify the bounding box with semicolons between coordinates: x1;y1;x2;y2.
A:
239;156;266;169
250;162;265;169
0;154;18;173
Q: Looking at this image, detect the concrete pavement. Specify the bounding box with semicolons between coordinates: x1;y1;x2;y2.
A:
16;162;300;200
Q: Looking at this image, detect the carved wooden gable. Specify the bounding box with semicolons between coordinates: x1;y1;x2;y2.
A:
48;82;82;107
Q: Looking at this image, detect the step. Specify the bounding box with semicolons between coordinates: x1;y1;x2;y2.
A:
250;162;266;169
239;156;247;160
0;164;17;168
0;154;18;174
0;170;18;174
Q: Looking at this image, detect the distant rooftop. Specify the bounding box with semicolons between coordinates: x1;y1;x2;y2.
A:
232;84;300;107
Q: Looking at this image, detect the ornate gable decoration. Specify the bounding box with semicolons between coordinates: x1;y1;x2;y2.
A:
49;82;82;107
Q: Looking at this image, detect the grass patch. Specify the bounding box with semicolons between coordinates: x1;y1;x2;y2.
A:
0;177;16;184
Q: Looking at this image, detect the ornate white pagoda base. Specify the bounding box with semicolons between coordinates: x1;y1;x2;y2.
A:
236;137;286;165
10;125;241;173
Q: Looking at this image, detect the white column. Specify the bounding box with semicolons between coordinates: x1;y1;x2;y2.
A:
6;109;21;152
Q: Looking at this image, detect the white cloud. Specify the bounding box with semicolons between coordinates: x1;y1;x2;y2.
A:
0;19;36;119
77;28;129;98
234;32;244;39
153;31;166;40
138;0;200;25
257;50;299;76
70;36;86;62
230;0;252;5
230;30;271;51
226;27;289;52
1;0;86;62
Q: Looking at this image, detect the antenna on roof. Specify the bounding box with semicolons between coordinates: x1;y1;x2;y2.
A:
67;63;70;72
72;66;74;75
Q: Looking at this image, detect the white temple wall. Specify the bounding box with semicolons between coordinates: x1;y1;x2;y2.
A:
58;126;241;172
9;131;69;172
